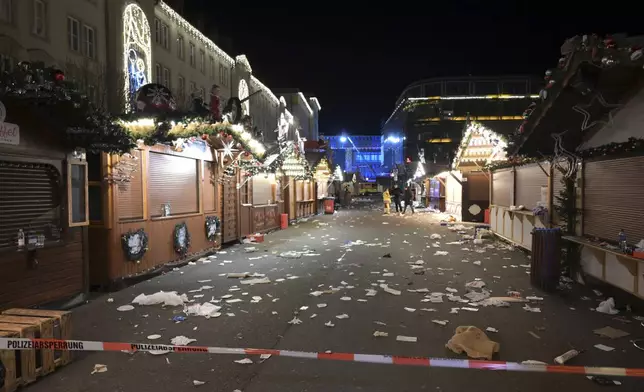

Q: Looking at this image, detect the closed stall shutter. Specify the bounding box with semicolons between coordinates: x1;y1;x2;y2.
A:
515;163;549;209
202;161;216;212
584;156;644;243
296;180;303;201
252;176;272;205
117;150;144;220
492;169;513;207
303;180;310;200
0;161;62;249
148;152;199;217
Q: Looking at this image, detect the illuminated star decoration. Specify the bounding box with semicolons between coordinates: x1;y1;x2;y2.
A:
221;140;235;167
147;85;170;106
572;93;622;131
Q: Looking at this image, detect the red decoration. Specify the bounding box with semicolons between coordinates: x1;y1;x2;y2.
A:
54;70;65;82
201;134;208;140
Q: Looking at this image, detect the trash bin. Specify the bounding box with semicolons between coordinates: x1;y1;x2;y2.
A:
324;197;335;214
530;228;562;291
280;213;288;230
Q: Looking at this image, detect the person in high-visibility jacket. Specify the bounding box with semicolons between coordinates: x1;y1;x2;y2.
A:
382;188;391;214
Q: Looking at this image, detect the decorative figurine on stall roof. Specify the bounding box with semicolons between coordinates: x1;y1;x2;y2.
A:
135;83;176;113
222;96;242;124
210;84;222;121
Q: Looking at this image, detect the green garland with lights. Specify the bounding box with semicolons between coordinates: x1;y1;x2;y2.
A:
580;137;644;159
121;228;149;262
483;156;547;171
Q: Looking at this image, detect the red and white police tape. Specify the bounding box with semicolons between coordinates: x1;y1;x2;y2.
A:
2;337;644;378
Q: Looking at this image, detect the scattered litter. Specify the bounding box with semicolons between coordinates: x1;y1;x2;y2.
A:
172;316;186;322
594;344;615;352
414;260;425;265
171;336;196;346
279;251;302;259
528;331;541;339
240;277;271;285
461;307;479;312
522;360;547;365
432;320;449;326
404;307;416;313
193;380;206;386
336;314;350;319
450;308;460;314
446;287;458;293
434;251;449;256
382;253;392;258
523;305;541;313
226;313;235;317
382;272;394;277
593;326;630;339
554;349;580;365
260;354;272;361
593;289;603;297
147;334;162;340
310;291;324;297
473;261;482;266
396;335;418;343
310;314;317;319
365;289;377;297
106;298;114;303
226;299;243;304
373;331;389;337
325;321;335;327
299;306;308;311
526;296;544;301
149;349;171;355
317;303;328;308
408;288;430;293
357;299;368;303
288;317;303;325
234;358;253;365
596;298;619;315
184;303;222;318
132;291;188;307
380;284;401;296
485;327;498;333
91;364;107;375
251;296;262;303
587;376;622;386
374;321;387;326
446;326;500;360
430;234;442;240
117;305;134;312
227;272;250;278
464;291;490;302
340;297;352;301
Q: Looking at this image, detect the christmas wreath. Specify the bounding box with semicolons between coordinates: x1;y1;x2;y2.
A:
121;228;149;262
174;222;191;256
205;216;221;242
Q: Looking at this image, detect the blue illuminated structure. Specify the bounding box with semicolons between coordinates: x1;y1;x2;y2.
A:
323;134;403;180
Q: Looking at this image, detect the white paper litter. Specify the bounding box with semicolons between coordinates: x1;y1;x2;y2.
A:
184;303;222;318
91;364;107;375
288;317;302;325
473;260;482;266
526;296;544;301
465;280;486;289
325;321;335;327
310;313;317;319
192;380;206;386
234;358;253;364
396;335;417;343
430;234;442;240
461;307;479;312
486;327;499;333
404;307;416;312
147;334;162;340
336;314;349;319
240;277;271;285
299;306;308;311
446;287;458;293
464;291;490;302
380;284;401;296
132;291;188;307
171;336;196;346
317;303;328;308
522;360;547;365
432;320;449;326
596;297;619;315
340;297;352;301
382;272;394;277
117;305;134;312
522;305;541;313
408;288;430;293
365;289;377;297
434;251;449;256
373;331;389;337
594;344;615;352
226;298;243;304
106;298;114;303
309;291;324;297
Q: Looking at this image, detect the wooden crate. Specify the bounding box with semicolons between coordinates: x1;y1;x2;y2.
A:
0;316;54;377
0;331;18;392
1;309;72;367
0;324;36;385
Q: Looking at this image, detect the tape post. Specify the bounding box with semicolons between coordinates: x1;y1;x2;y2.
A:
2;337;644;378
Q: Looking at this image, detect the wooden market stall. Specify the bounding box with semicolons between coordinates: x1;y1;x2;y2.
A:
238;154;282;238
311;154;332;214
445;122;507;222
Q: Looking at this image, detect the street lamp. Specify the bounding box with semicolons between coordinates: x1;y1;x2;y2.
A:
339;136;347;143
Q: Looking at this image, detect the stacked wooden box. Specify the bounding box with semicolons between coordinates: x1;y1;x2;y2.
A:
0;309;72;392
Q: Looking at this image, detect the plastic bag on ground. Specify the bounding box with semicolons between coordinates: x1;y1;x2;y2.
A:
596;297;619;315
132;291;188;306
446;326;500;360
184;303;222;318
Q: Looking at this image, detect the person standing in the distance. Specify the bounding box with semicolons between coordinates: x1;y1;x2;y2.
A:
391;185;403;214
382;188;391;214
210;84;221;121
403;186;415;215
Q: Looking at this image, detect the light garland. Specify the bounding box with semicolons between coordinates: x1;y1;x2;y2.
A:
452;122;507;169
238;79;249;115
235;55;252;72
298;92;314;116
333;165;343;182
310;97;322;111
408;94;539;101
158;1;234;65
123;3;152;112
250;75;279;105
413;162;426;179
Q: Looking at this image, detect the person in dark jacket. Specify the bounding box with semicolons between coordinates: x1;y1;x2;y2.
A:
391;185;403;213
402;186;415;214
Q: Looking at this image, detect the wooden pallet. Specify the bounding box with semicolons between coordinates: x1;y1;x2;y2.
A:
0;316;54;377
0;331;18;392
1;309;72;367
0;324;36;386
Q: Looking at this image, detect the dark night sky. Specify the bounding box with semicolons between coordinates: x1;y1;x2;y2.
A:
182;2;641;135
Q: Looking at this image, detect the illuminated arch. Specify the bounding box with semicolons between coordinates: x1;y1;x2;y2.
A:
238;79;249;115
123;3;152;111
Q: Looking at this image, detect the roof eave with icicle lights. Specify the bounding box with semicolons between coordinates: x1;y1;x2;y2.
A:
452;121;507;171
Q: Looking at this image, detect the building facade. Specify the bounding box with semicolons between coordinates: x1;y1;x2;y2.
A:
323;135;401;180
382;76;541;177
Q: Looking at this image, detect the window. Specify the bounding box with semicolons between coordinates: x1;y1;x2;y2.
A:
155;63;161;84
199;49;205;73
83;24;95;59
33;0;47;37
209;56;215;80
218;64;228;86
189;42;195;67
67;17;80;52
163;67;170;88
0;54;13;73
189;81;196;96
148;152;199;217
161;23;169;49
200;87;205;101
0;0;12;23
177;75;185;101
68;161;89;227
0;161;62;249
177;35;184;60
154;18;160;44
